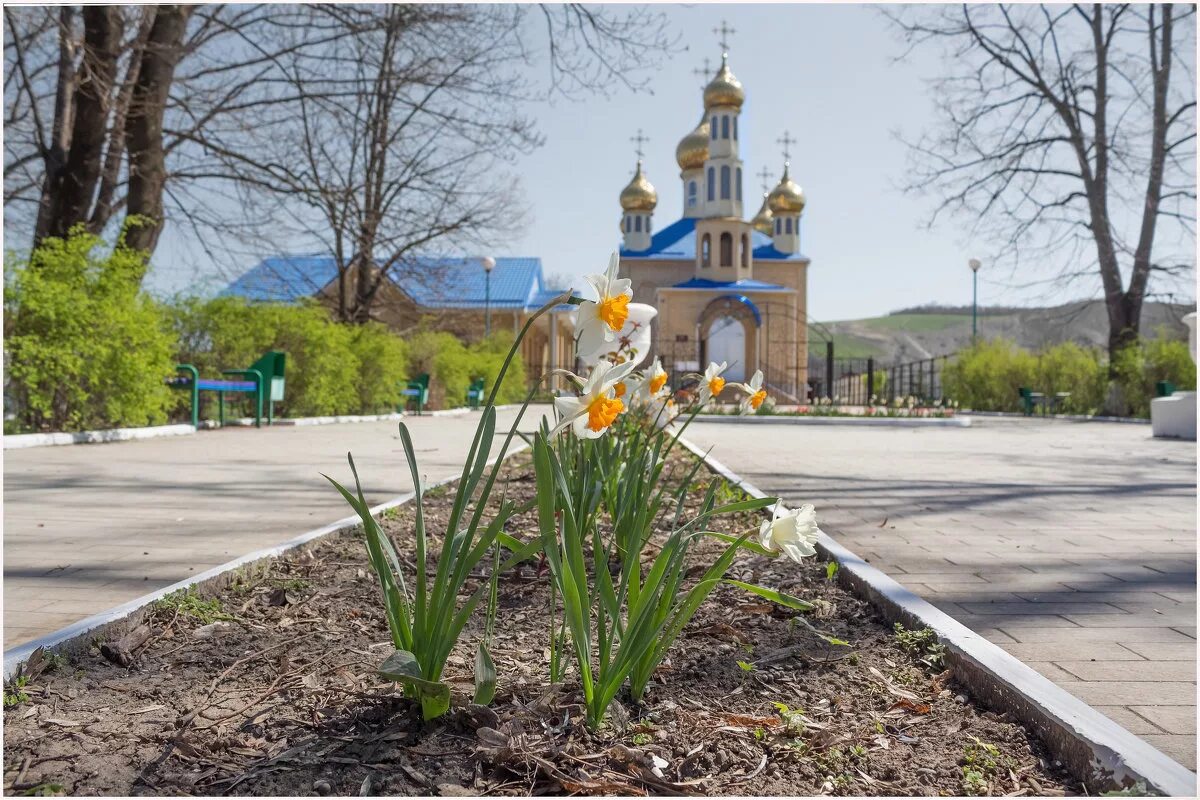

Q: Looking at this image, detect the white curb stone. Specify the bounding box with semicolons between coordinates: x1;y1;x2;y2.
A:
3;423;196;449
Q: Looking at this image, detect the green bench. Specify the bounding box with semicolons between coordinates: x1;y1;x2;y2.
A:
401;373;430;415
171;351;286;428
467;377;486;409
1157;380;1177;397
1018;387;1071;416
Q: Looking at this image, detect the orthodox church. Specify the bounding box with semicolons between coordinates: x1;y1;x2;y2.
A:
616;49;810;401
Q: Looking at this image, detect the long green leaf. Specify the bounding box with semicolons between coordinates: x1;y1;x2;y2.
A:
473;643;497;706
723;579;815;611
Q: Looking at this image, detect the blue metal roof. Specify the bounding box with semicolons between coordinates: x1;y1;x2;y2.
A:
619;216;808;262
221;255;571;311
669;277;793;292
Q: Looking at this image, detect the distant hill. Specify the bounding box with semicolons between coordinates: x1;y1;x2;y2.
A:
809;300;1195;363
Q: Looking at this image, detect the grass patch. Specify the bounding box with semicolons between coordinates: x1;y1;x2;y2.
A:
153;589;235;624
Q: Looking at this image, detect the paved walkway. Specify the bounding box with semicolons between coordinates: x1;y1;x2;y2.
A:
686;416;1197;769
3;408;545;649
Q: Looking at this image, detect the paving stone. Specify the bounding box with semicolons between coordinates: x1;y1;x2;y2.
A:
1049;681;1196;706
1133;734;1196;768
1053;660;1196;682
1006;627;1197;643
1129;706;1198;735
1119;642;1199;661
1094;705;1168;735
1001;642;1147;663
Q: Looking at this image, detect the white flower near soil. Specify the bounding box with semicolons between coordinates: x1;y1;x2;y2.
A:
551;359;638;439
736;369;768;415
575;252;633;358
642;357;670;400
759;501;823;563
696;361;728;405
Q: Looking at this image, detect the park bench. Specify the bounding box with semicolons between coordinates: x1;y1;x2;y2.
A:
170;351;286;428
1018;387;1071;416
401;373;430;415
466;377;486;409
1157;380;1177;397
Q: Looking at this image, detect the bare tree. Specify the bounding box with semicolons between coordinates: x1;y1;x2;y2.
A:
170;3;677;322
887;4;1196;369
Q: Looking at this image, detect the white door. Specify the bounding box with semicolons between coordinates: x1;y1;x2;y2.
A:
706;316;746;382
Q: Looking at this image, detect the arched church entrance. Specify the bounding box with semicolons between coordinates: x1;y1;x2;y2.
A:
698;295;759;385
706;317;745;382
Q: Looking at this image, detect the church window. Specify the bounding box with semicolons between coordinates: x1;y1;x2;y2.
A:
707;168;715;201
741;234;750;268
720;166;730;199
711;117;717;139
624;216;630;233
733;117;738;140
736;168;742;201
721;115;729;139
720;232;733;267
785;217;792;234
635;216;642;232
687;180;697;207
701;234;712;267
775;218;781;234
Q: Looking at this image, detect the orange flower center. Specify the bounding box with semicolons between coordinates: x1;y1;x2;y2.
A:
649;373;667;394
598;293;630;332
708;376;726;397
586;395;624;432
750;389;767;409
613;381;627;398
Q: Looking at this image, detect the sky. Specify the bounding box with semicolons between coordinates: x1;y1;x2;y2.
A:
145;2;1194;323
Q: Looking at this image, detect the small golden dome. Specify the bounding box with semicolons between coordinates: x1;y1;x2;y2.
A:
750;193;774;235
675;115;710;172
704;53;745;110
619;161;657;212
767;162;805;215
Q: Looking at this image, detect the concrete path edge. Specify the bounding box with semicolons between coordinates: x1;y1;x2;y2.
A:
3;406;521;449
2;441;530;681
679;436;1196;797
695;414;971;428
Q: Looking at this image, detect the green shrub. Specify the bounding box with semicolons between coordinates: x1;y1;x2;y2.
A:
1033;342;1107;414
406;330;526;409
943;339;1037;412
1112;332;1196;418
5;228;176;432
170;296;403;418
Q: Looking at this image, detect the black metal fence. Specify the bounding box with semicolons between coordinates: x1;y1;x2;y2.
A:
805;342;953;405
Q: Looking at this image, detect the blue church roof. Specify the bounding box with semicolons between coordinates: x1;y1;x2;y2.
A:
669;277;792;292
221;255;572;311
618;216;808;262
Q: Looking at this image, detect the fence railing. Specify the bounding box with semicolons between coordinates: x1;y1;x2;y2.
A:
806;342;954;405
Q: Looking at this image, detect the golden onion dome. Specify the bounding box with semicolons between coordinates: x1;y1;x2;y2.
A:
703;53;745;110
750;193;774;235
619;160;657;212
675;115;710;172
767;162;805;215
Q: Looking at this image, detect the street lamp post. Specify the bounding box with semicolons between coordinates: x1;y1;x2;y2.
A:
481;256;496;338
968;258;982;341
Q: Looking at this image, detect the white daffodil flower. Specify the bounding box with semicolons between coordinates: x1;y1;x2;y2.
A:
736;369;767;415
551;359;638;439
759;501;822;563
696;361;728;405
639;357;670;402
575;252;633;359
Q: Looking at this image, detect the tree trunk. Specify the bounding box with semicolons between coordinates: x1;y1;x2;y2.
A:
33;6;79;243
41;5;122;243
122;5;193;257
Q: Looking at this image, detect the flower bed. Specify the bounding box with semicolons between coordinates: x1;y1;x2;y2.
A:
3;447;1078;797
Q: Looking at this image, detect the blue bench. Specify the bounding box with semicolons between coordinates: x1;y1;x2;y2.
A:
170;351;286;428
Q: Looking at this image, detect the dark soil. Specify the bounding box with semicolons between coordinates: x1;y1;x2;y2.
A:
3;450;1080;797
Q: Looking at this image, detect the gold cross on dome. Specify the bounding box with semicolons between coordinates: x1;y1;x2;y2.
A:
630;129;649;160
777;130;796;162
756;166;773;193
713;20;736;53
691;57;713;86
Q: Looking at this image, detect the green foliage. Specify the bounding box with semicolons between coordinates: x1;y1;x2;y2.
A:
153;589;234;625
947;333;1193;417
893;622;946;670
406;330;527;408
5;228;176;431
1112;332;1197;418
942;339;1039;412
325;298;557;720
960;737;1009;796
349;322;410;413
4;675;30;707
